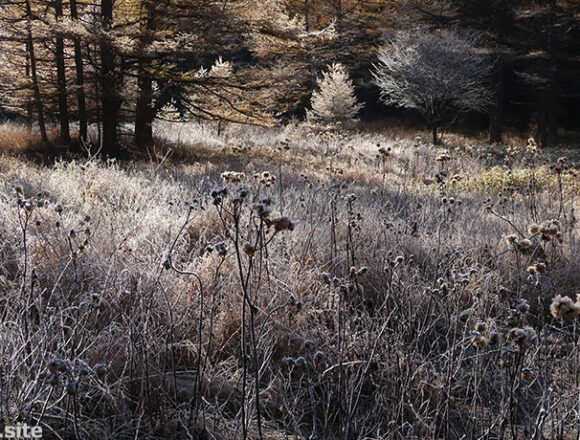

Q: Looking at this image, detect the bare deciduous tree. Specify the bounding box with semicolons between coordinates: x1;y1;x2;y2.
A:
373;28;491;144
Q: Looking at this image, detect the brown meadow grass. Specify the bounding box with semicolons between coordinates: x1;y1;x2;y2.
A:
0;121;579;439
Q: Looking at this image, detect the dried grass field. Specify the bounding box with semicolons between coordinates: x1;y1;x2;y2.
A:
0;121;579;439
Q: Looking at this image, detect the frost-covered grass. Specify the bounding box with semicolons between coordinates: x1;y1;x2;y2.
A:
0;121;579;439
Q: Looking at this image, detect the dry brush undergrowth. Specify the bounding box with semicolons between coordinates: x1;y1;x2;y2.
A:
0;122;579;439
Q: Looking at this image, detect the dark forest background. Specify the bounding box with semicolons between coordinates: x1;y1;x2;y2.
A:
1;0;579;154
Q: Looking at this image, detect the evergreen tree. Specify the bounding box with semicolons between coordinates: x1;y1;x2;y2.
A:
307;62;362;125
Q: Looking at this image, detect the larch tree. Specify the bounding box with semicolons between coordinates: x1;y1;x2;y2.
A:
307;62;362;125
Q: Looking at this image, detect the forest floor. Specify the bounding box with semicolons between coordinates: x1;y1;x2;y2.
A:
0;121;579;439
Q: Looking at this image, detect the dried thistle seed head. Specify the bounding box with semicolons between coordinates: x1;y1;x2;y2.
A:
508;327;526;343
217;243;227;256
521;368;534;381
281;357;294;366
475;322;487;333
269;216;295;232
356;267;368;276
253;203;272;219
550;294;580;319
15;186;23;195
505;315;519;327
518;239;532;249
55;204;63;214
489;331;499;345
304;340;315;350
322;273;331;285
395;255;404;264
523;326;537;344
517;301;530;314
295;356;306;368
242;243;256;256
535;262;547;274
76;362;91;377
221;171;245;183
48;357;68;373
472;333;487;348
314;350;324;360
505;234;518;245
526;265;537;274
458;312;469;323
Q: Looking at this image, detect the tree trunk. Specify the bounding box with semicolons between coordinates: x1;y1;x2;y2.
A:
100;0;121;156
24;0;48;145
55;0;71;145
25;46;33;128
432;126;438;145
70;0;88;142
489;63;505;144
135;75;154;149
134;0;155;149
